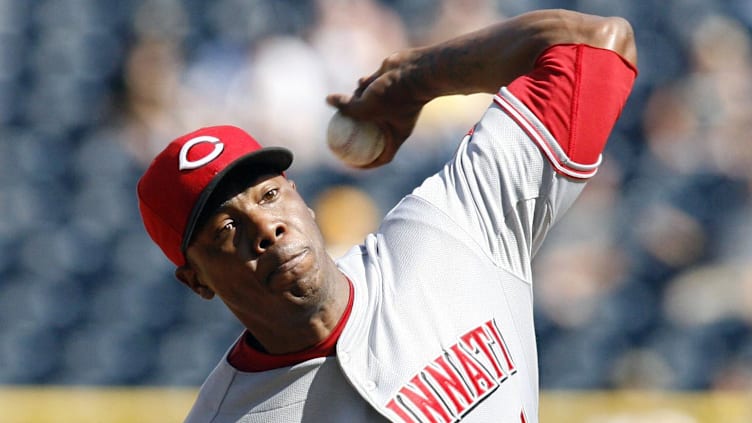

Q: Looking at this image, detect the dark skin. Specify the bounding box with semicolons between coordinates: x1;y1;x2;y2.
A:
177;9;637;355
176;174;350;354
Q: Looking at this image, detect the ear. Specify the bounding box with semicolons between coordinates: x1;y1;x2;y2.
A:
288;179;296;190
175;265;215;300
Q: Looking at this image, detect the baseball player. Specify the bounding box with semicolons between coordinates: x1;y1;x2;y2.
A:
137;9;637;423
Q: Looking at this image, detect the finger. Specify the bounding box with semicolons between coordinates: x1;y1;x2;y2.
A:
357;76;371;87
354;72;379;97
327;93;374;119
326;93;352;109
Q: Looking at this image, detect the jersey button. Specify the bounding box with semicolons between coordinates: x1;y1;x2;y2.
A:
363;380;376;391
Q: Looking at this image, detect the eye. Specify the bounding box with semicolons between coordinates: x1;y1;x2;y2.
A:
215;219;236;240
261;188;279;202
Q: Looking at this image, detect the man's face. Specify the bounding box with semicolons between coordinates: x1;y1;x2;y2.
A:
179;173;331;327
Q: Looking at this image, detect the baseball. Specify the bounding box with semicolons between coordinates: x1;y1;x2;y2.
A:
326;111;386;167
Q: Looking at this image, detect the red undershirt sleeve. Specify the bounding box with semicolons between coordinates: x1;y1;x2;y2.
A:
507;44;637;173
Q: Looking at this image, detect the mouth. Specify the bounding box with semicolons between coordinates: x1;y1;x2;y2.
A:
265;249;308;284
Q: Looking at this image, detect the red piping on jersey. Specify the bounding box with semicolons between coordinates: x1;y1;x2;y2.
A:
493;93;600;179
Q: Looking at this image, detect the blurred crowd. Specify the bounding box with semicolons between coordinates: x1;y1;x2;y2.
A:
0;0;751;393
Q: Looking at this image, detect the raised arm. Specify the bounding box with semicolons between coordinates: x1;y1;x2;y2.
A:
326;9;636;167
413;9;635;96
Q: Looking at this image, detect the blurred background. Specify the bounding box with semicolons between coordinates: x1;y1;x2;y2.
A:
0;0;751;420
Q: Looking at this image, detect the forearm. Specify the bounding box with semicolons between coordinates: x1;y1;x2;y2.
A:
409;9;637;100
325;9;637;168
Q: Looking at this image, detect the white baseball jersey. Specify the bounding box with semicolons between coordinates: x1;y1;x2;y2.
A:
184;44;637;423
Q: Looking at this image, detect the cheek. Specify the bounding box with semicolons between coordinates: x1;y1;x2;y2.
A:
197;256;247;288
297;211;325;243
207;266;259;300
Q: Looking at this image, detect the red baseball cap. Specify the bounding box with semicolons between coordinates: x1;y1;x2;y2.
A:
137;125;293;266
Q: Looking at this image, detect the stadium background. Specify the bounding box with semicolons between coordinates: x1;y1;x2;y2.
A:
0;0;751;421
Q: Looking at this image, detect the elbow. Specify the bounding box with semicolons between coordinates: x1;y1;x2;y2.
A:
543;10;638;67
592;16;638;67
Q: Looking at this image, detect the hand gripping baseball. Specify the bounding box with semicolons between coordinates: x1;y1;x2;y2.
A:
326;50;427;169
326;111;387;167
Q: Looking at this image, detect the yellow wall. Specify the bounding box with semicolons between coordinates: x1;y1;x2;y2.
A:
0;387;750;423
540;391;752;423
0;387;196;423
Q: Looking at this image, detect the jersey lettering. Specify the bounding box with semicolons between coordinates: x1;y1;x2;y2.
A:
385;319;517;422
398;374;454;423
462;326;506;380
386;397;420;423
424;355;473;414
450;343;495;397
485;319;516;375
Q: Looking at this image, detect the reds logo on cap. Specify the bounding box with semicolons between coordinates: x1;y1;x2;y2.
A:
179;135;225;170
137;125;293;266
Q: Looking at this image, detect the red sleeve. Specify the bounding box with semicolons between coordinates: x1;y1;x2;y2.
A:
507;44;637;168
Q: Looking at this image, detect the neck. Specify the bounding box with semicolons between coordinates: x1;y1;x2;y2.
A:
242;265;350;355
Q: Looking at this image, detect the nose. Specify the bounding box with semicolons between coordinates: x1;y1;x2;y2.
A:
253;215;286;254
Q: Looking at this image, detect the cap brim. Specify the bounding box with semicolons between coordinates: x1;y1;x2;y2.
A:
181;146;293;253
